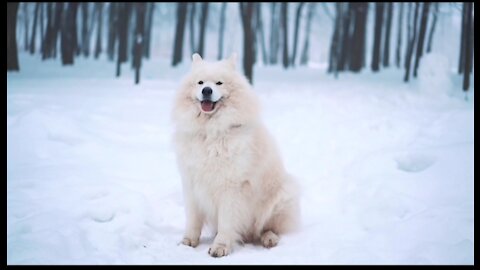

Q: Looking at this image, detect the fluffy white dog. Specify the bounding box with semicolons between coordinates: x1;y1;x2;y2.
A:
172;53;300;257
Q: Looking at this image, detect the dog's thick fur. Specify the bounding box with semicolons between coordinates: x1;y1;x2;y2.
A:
172;53;300;257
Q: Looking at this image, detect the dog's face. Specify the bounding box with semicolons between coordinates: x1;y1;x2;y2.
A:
184;53;241;115
173;53;260;133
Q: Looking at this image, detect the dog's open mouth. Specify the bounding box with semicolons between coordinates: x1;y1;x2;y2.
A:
200;100;217;112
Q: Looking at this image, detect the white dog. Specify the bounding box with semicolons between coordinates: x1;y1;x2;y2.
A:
171;53;300;257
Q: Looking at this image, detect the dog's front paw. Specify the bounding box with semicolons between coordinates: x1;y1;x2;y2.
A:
208;243;229;258
181;237;199;248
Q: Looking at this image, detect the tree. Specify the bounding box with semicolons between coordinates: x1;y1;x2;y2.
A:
133;3;146;84
40;3;45;54
280;3;289;68
269;3;280;64
217;2;227;60
116;3;132;76
458;3;467;74
328;3;342;76
94;3;104;59
426;2;438;53
189;3;196;55
290;3;305;66
23;3;30;51
143;3;155;59
404;3;419;82
255;3;268;65
382;2;393;67
29;3;40;54
269;3;279;64
463;2;473;91
42;3;53;59
172;3;188;66
349;2;368;72
239;3;255;83
395;3;404;68
412;2;430;78
197;3;209;57
61;3;79;65
107;3;118;61
42;3;63;60
371;3;384;72
300;3;315;66
338;3;352;71
51;2;63;58
81;3;90;57
7;2;20;71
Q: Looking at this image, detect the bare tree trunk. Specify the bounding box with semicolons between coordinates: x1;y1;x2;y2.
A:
7;3;20;71
23;3;30;51
42;3;53;59
81;3;90;57
371;3;384;72
133;3;146;84
382;2;393;67
240;3;255;83
30;3;40;54
107;3;117;61
290;2;305;66
300;3;315;66
143;3;155;59
463;2;473;91
42;3;63;59
458;3;467;74
338;3;352;71
217;2;227;60
256;3;268;65
172;3;188;66
269;3;279;64
40;3;45;54
395;2;404;68
404;3;419;82
52;2;63;58
94;3;103;59
116;3;131;76
197;2;209;56
412;2;430;77
189;3;196;54
281;2;289;68
426;3;438;53
62;3;78;65
328;3;342;77
349;2;368;72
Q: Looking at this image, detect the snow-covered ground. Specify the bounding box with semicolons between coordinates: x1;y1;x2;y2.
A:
7;53;474;264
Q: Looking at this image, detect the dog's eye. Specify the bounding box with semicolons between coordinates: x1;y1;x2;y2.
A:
216;81;223;85
198;81;204;85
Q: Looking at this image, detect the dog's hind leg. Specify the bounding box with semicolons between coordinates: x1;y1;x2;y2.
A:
260;230;280;248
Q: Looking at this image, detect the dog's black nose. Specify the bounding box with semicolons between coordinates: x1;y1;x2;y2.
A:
202;87;212;96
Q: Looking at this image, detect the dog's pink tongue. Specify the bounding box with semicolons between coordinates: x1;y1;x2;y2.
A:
201;101;214;112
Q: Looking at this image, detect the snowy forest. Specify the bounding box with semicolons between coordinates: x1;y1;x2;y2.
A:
7;2;474;265
7;2;474;89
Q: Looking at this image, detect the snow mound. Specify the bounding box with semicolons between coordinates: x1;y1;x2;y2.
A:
417;53;453;96
395;152;437;173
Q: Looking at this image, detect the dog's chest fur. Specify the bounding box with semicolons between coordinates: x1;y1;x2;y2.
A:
181;127;253;183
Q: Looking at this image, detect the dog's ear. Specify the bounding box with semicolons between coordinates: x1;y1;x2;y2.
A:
227;53;237;69
192;53;203;64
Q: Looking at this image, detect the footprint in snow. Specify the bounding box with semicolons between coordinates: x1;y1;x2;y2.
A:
89;207;116;223
395;152;436;173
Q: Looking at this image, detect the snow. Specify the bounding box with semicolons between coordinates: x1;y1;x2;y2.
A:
7;53;474;265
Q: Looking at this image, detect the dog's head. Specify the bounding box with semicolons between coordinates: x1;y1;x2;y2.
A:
173;53;260;133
